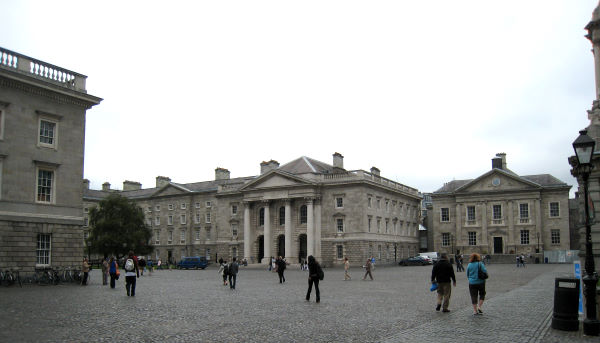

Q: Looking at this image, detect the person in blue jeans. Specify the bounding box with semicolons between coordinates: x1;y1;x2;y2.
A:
466;253;487;315
228;257;239;289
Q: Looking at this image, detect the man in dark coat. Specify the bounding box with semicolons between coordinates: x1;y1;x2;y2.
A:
228;257;239;290
276;256;287;283
431;253;456;312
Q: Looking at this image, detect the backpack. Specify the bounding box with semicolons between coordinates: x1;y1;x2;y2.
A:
223;264;230;275
125;258;135;272
317;264;324;281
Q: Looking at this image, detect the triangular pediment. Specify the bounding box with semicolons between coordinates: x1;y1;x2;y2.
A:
240;170;314;191
455;170;541;194
151;183;192;197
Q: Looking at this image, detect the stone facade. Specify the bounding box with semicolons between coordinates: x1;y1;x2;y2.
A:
0;47;101;273
84;154;422;267
432;153;571;257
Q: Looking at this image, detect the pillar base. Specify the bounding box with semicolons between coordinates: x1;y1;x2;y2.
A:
583;319;600;336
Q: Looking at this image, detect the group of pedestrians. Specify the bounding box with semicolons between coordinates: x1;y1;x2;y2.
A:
431;252;488;316
95;251;141;296
516;255;527;267
217;257;239;289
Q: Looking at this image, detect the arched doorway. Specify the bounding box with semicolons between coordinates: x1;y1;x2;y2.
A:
257;235;264;263
277;235;285;258
298;234;307;263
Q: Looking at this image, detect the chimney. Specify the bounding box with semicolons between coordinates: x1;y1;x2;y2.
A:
370;166;380;176
260;160;280;174
156;176;171;188
83;179;90;190
123;180;142;191
333;152;344;170
215;167;231;180
102;182;111;191
492;157;503;169
496;153;507;170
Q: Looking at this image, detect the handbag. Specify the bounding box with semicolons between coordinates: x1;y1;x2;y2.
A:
430;282;438;292
478;262;488;280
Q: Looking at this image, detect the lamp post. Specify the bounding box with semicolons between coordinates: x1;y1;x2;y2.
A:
536;232;540;254
572;129;600;336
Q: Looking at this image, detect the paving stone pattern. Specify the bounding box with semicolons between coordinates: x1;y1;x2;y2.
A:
0;263;596;342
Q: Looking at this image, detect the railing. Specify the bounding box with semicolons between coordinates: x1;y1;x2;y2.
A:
322;170;419;195
0;47;87;92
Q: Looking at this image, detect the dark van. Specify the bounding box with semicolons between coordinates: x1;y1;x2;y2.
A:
176;256;208;270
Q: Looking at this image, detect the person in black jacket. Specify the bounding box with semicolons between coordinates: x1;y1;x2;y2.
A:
431;253;456;312
306;255;320;303
276;256;286;283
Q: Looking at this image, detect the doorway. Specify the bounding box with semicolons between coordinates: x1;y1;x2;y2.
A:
493;237;503;254
277;235;285;258
257;235;264;263
298;234;307;263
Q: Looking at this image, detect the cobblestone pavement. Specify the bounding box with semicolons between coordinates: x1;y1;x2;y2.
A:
0;263;596;342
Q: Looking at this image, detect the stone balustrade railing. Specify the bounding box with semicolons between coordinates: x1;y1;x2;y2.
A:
322;170;420;196
0;47;87;92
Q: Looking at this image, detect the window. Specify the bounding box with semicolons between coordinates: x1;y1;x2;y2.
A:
155;205;160;211
385;200;389;212
168;230;173;244
492;204;502;224
377;219;381;233
385;219;389;233
259;208;265;226
300;205;307;224
84;217;89;227
36;234;51;265
368;217;372;232
205;213;211;224
155;216;160;226
154;230;160;244
440;208;449;222
467;206;476;223
39;119;57;148
336;197;343;208
84;207;89;213
232;224;238;237
336;218;344;233
231;205;238;215
180;214;186;225
336;245;343;259
168;215;173;225
442;232;450;247
195;202;201;209
195;213;201;224
377;199;381;209
279;206;285;225
181;203;187;210
36;168;54;203
551;229;560;244
549;202;560;217
232;247;238;259
520;230;530;245
206;201;212;208
180;230;186;244
368;197;372;208
146;207;152;213
468;232;477;246
195;229;201;240
146;218;152;226
519;203;529;223
168;204;174;211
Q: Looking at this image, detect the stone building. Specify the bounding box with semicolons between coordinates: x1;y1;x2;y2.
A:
432;153;571;256
83;153;422;267
0;47;101;273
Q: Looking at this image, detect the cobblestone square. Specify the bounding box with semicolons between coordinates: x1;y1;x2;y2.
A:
0;263;595;342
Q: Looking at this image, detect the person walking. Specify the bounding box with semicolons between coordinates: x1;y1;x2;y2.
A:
81;258;90;285
124;251;140;296
229;257;239;289
276;256;286;283
139;258;146;276
102;257;109;285
219;260;228;286
344;257;351;280
431;253;456;312
109;256;118;289
363;258;373;280
306;255;322;303
467;253;488;315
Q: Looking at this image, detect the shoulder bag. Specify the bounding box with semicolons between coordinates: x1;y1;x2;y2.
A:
478;262;488;280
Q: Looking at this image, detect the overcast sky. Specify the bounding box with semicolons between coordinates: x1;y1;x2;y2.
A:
2;1;598;196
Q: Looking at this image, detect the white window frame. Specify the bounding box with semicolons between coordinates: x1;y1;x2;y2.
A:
195;228;201;241
84;217;89;227
36;233;51;266
181;203;187;210
205;213;211;224
168;230;173;244
155;205;160;211
466;206;476;223
336;245;343;259
551;229;560;244
232;223;238;237
492;204;502;224
195;213;201;224
468;231;477;246
440;208;449;222
335;197;343;208
231;204;238;215
36;166;55;204
180;214;186;225
154;230;160;244
168;215;173;226
368;216;372;232
549;202;560;218
205;201;212;208
38;117;58;149
180;229;186;244
155;216;160;226
368;197;372;208
519;203;529;224
442;232;450;247
168;204;174;211
195;202;201;209
336;218;344;233
520;230;530;245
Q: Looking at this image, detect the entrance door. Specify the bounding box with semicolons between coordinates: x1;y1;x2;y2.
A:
277;235;285;258
257;235;264;263
298;234;307;263
493;237;503;254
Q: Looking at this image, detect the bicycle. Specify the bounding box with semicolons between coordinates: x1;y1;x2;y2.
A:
0;268;22;287
33;267;56;285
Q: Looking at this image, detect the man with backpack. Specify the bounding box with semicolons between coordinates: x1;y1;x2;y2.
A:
124;251;140;296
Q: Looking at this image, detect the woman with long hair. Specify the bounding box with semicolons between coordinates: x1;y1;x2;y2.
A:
466;253;488;315
306;255;321;303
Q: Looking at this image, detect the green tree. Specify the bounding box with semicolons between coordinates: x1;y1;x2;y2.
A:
87;193;153;259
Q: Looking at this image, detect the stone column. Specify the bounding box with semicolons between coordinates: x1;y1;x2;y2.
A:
284;199;292;259
306;198;314;257
244;202;251;262
481;202;488;250
455;204;462;254
263;201;271;264
507;201;514;254
315;198;322;262
535;199;542;250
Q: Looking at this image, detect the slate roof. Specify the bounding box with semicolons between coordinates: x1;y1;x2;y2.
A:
278;156;335;174
433;172;569;194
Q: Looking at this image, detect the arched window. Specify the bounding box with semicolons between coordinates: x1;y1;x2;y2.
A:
300;205;307;224
279;206;285;226
259;208;265;226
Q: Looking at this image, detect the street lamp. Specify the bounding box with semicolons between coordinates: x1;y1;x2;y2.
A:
572;129;600;336
536;232;540;254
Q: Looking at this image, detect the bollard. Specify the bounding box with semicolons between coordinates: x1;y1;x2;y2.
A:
551;277;580;331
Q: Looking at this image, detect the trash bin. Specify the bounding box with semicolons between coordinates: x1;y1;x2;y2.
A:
545;257;548;263
551;277;580;331
535;257;540;264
